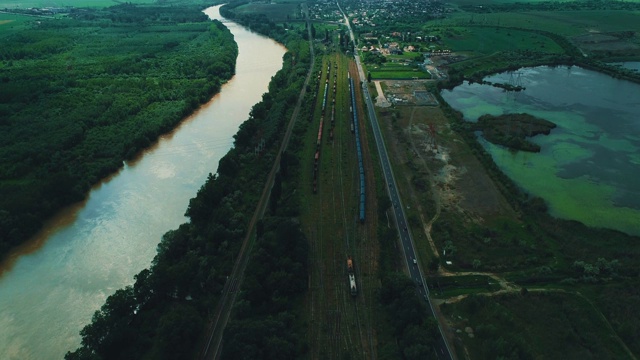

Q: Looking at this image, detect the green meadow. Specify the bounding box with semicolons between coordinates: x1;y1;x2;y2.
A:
0;13;32;37
442;292;631;359
435;26;564;55
439;10;640;37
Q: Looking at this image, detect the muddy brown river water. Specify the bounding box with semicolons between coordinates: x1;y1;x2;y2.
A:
0;6;285;359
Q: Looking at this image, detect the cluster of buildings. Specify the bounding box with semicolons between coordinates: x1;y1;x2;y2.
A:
308;0;447;25
361;42;416;55
360;31;444;55
346;0;446;27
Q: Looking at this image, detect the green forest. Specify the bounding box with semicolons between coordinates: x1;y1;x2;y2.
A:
0;3;237;258
66;4;313;358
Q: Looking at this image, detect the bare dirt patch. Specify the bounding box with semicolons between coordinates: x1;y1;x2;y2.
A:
380;79;439;106
384;104;514;222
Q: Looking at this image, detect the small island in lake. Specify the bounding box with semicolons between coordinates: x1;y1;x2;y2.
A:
472;113;557;152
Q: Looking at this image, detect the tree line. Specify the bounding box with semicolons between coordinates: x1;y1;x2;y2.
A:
217;3;313;358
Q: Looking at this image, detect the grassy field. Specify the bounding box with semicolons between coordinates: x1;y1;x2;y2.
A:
0;13;31;37
586;280;640;356
432;26;564;54
441;291;632;359
368;62;431;79
370;69;431;79
437;11;640;37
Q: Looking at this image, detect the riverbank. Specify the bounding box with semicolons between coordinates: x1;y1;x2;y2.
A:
0;4;290;359
0;3;237;260
66;5;312;359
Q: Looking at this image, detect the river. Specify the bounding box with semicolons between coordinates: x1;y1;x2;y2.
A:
442;66;640;236
0;5;285;359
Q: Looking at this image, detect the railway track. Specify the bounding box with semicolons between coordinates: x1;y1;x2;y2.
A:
198;18;316;360
305;54;379;360
350;60;378;359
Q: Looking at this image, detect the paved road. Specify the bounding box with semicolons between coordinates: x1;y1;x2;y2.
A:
337;3;453;359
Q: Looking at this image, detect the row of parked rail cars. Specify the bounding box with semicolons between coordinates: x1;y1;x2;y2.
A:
310;61;362;297
312;63;330;192
312;63;366;223
349;75;366;223
312;62;339;193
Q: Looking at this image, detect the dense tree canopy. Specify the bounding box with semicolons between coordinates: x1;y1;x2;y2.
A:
379;273;441;360
0;3;238;258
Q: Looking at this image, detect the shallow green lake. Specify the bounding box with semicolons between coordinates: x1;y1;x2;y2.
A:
442;66;640;236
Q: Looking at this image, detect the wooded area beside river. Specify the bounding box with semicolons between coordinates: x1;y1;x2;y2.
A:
0;3;237;258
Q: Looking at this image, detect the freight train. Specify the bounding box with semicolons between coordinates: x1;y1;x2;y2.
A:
349;76;366;223
313;62;332;193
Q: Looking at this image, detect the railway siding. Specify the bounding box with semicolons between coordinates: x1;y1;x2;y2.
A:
302;53;379;360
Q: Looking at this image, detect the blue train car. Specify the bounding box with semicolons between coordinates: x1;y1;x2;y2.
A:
350;77;366;223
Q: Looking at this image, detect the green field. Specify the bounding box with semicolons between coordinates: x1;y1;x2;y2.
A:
370;69;431;79
368;62;431;79
442;292;632;359
0;13;32;37
439;10;640;37
433;26;564;54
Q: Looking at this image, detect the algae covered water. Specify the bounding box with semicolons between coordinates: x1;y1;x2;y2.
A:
442;66;640;236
